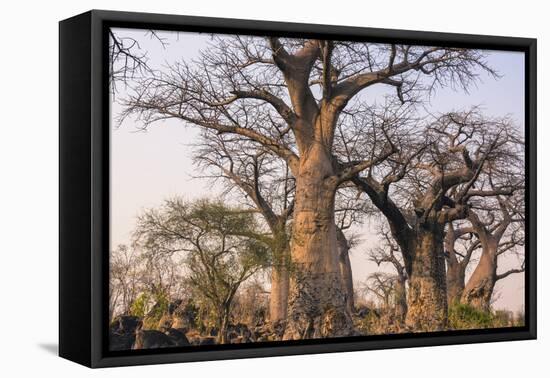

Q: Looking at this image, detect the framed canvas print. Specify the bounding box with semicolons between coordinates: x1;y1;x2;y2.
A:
59;10;537;368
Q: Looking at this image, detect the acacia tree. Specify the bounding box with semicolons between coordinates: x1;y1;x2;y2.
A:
353;109;520;330
194;133;294;323
133;198;270;343
119;31;494;337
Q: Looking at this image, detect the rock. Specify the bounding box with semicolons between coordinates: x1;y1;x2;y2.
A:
164;328;190;347
198;336;217;346
110;315;141;334
109;315;140;351
251;320;285;342
110;333;136;351
133;329;175;349
227;323;252;339
229;336;244;344
185;329;201;345
157;314;174;330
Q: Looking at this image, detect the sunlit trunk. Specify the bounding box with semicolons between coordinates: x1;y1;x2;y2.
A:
461;244;497;312
337;228;354;314
283;144;353;340
270;245;290;323
405;224;448;331
446;262;466;305
444;225;466;305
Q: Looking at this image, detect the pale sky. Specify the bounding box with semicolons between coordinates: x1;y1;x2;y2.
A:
110;28;525;313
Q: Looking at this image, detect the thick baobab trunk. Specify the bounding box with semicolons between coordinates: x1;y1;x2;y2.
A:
336;228;355;314
445;231;465;305
461;246;497;312
283;145;353;340
444;224;470;305
405;225;448;331
270;245;290;323
446;263;466;306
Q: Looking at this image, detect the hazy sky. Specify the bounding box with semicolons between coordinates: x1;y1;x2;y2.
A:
110;28;525;312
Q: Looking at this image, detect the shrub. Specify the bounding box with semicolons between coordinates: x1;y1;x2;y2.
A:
129;292;150;319
129;292;170;329
448;303;494;330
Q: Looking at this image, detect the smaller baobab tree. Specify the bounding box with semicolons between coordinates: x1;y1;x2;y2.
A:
461;190;525;312
133;198;270;344
443;112;524;310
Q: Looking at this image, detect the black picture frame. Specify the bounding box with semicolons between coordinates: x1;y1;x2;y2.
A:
59;9;537;368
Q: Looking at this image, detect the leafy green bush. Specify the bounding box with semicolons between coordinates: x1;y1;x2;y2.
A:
143;292;169;329
129;292;150;319
492;310;514;327
129;292;170;329
448;303;494;330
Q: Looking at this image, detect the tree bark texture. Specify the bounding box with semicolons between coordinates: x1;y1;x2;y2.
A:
446;262;466;306
283;144;353;339
444;225;469;305
336;228;355;314
461;243;497;312
269;244;290;323
394;277;408;323
405;224;448;331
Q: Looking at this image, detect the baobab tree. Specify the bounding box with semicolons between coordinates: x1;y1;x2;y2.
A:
118;31;496;338
353;108;521;330
193;132;294;323
461;191;525;311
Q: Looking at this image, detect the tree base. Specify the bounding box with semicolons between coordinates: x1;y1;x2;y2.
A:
283;271;354;340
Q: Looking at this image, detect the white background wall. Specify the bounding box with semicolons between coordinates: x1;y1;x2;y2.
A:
0;0;546;376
